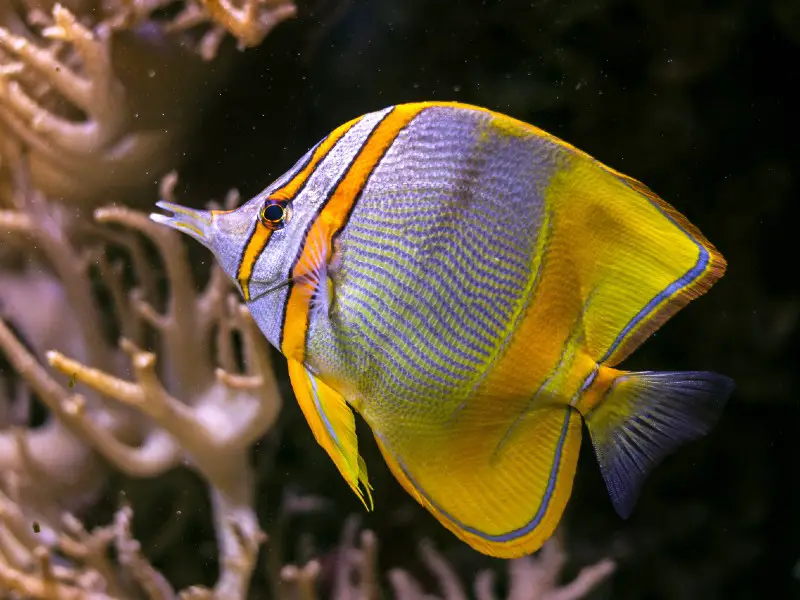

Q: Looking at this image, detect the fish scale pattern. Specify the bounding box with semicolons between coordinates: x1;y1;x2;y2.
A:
311;106;561;423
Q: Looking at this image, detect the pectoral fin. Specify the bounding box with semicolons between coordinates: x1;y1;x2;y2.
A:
287;359;373;509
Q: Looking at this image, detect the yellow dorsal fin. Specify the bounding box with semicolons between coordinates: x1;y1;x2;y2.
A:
287;359;373;510
372;407;581;558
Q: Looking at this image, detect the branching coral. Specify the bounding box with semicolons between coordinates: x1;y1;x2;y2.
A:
386;534;614;600
273;517;614;600
0;0;296;207
0;3;180;206
0;157;118;525
197;0;298;51
0;6;128;163
0;485;146;600
1;480;250;600
46;203;282;597
0;163;283;597
107;0;297;59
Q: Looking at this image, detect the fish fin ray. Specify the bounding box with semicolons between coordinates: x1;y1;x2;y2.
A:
297;222;339;322
601;170;727;364
585;370;734;518
602;166;724;261
373;407;580;558
287;359;372;510
545;157;727;366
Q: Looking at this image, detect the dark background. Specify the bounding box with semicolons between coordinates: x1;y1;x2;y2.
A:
134;1;798;598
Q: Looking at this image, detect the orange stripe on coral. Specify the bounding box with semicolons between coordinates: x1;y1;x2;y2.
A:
281;104;427;361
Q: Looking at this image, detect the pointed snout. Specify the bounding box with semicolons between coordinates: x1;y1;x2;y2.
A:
150;197;260;288
149;201;214;247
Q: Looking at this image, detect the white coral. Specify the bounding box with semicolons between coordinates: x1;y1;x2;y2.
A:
0;166;283;598
0;1;295;207
387;533;615;600
0;4;180;206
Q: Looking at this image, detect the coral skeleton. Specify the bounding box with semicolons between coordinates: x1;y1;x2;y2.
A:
0;164;282;598
105;0;297;57
0;1;296;206
0;3;177;206
385;533;615;600
281;518;615;600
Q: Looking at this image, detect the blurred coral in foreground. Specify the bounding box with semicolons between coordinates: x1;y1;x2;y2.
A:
322;519;615;600
0;160;282;597
0;0;296;207
0;1;299;596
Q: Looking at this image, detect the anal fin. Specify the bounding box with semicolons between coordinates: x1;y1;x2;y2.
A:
287;359;373;509
373;407;581;558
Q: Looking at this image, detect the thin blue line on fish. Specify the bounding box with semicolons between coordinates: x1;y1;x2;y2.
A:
378;409;575;542
344;255;491;360
598;179;711;365
493;289;594;459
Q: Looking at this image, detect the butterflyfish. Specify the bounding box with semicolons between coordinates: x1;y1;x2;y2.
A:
151;102;734;558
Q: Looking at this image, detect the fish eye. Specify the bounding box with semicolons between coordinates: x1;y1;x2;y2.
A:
259;198;290;230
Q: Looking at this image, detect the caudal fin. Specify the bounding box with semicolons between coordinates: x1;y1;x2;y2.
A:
585;371;734;518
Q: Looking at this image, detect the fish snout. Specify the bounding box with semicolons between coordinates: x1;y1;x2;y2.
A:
149;201;215;247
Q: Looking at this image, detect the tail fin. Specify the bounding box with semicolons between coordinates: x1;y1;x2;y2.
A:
585;371;734;518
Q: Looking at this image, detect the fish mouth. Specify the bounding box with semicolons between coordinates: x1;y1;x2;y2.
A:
149;201;214;245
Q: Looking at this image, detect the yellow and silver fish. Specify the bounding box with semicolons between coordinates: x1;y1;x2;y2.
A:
151;102;734;558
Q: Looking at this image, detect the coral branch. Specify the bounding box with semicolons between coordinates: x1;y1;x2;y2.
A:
0;561;120;600
0;487;197;600
418;541;467;600
1;0;275;206
113;506;176;600
386;533;615;600
95;206;208;396
49;349;145;409
59;514;121;596
27;197;282;598
200;0;297;48
0;5;126;156
281;560;320;600
207;485;267;598
2;163;286;596
2;156;112;374
0;320;72;416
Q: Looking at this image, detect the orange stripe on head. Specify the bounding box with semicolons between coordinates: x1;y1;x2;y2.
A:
280;104;428;361
272;116;363;199
236;117;362;301
237;223;273;301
